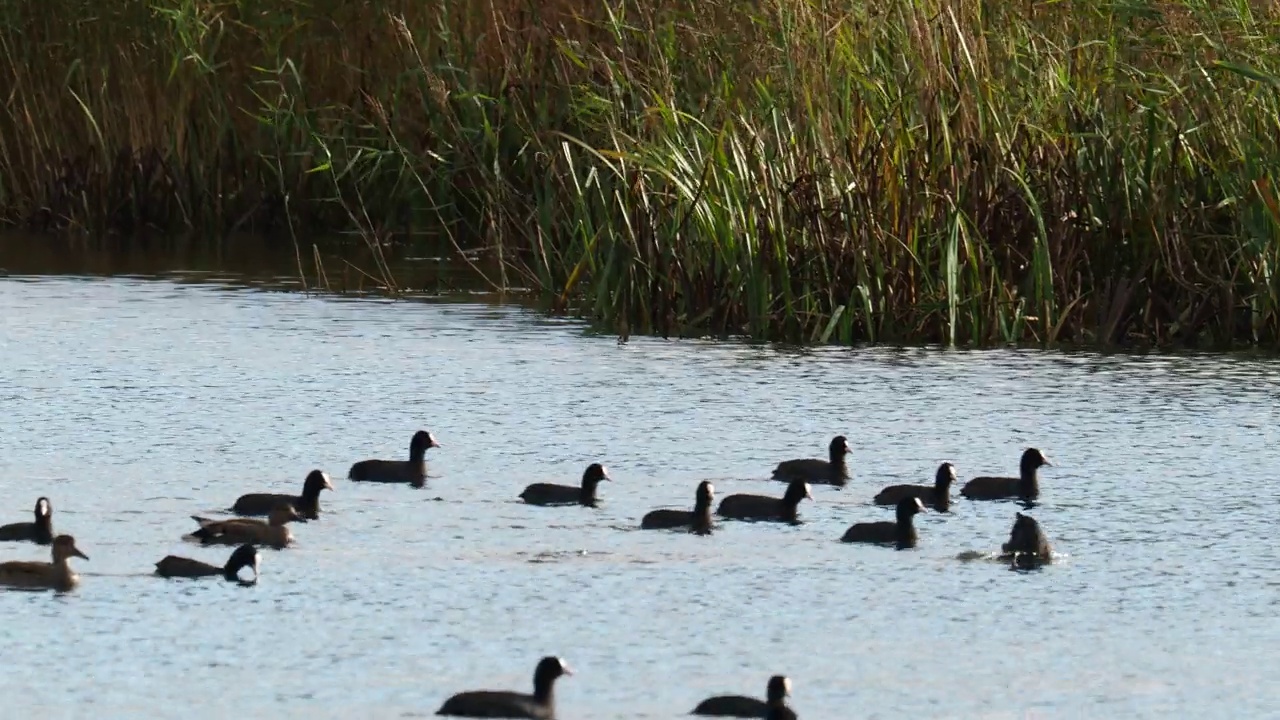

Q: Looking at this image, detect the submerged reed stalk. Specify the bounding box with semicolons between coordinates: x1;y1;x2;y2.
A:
2;0;1279;347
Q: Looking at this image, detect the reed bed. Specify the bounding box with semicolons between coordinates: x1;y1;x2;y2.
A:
3;0;1280;346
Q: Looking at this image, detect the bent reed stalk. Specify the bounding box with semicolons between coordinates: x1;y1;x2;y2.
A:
2;0;1280;347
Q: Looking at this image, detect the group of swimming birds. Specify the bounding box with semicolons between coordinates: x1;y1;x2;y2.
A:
0;429;1056;719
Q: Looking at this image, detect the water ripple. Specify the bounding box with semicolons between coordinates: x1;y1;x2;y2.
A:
1;276;1278;718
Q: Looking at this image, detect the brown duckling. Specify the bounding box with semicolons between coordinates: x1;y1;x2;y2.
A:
186;505;303;550
717;480;812;524
874;462;956;512
232;469;334;519
0;535;88;592
772;435;852;486
0;496;54;544
640;481;714;535
692;675;796;719
520;463;610;507
436;655;571;719
155;543;260;584
841;496;926;549
1000;512;1054;567
348;430;441;487
960;448;1052;502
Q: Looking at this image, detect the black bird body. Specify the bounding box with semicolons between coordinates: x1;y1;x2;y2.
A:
0;497;54;544
841;496;926;549
771;436;851;486
717;481;812;524
960;448;1051;502
233;470;334;519
348;430;441;487
691;695;768;717
641;481;714;534
520;464;610;507
693;675;795;719
437;656;571;719
874;463;955;512
1001;512;1053;567
155;543;260;582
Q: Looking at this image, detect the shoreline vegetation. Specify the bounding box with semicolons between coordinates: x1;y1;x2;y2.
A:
3;1;1280;348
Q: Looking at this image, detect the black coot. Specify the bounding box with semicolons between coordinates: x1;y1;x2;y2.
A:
233;470;334;519
873;462;956;512
155;543;261;584
840;496;926;549
1001;511;1053;567
717;480;812;524
0;497;54;544
436;656;571;719
771;436;851;486
348;430;442;487
692;675;795;718
960;448;1051;502
520;464;610;507
641;481;714;534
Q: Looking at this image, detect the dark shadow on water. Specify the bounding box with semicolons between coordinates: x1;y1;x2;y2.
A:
0;231;534;307
8;232;1280;358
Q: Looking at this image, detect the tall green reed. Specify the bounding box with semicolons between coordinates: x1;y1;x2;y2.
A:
1;0;1278;346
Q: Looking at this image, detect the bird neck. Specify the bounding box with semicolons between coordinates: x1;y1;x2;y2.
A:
1019;466;1040;497
533;677;556;705
692;501;713;534
300;484;324;508
828;451;849;479
895;515;916;546
35;515;54;543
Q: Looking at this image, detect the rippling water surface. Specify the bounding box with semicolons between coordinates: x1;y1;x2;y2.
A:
2;272;1279;719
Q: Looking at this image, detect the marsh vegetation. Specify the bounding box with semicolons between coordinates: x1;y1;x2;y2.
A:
3;0;1279;346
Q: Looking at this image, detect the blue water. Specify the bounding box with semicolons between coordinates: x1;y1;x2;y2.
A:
1;274;1278;719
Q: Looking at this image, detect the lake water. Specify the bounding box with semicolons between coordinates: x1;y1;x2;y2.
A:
1;264;1279;719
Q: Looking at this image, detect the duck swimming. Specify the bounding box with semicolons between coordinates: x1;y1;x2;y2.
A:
155;543;260;584
640;481;714;534
519;463;610;507
0;497;54;544
1000;512;1054;568
960;448;1052;502
717;480;812;524
348;430;441;487
0;535;88;592
232;469;334;519
692;675;796;719
771;435;851;486
841;496;926;549
873;462;956;512
186;505;303;550
436;655;571;719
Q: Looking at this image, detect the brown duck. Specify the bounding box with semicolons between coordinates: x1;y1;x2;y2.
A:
232;469;334;519
0;497;54;544
0;535;89;592
873;462;956;512
348;430;441;487
640;481;714;534
155;543;261;583
187;505;303;550
771;435;852;486
960;448;1052;502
